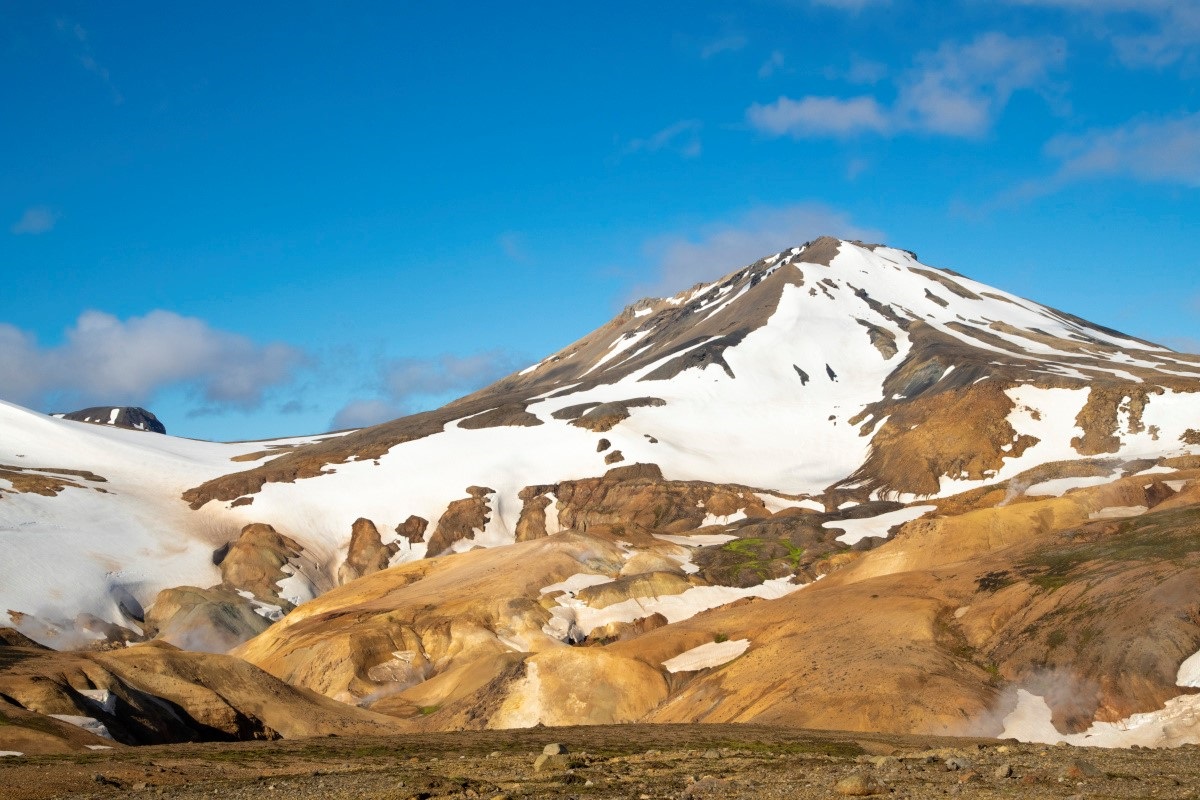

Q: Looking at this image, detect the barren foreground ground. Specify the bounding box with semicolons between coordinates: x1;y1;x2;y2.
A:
3;724;1198;800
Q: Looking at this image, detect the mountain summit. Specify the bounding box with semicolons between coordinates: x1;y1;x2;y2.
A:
4;237;1200;747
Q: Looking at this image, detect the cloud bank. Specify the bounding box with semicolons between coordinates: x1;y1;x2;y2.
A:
0;310;306;413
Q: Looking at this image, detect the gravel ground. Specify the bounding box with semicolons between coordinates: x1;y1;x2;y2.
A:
2;724;1198;799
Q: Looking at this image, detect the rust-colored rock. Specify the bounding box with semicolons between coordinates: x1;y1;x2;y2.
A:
338;517;400;585
425;490;493;556
396;515;429;544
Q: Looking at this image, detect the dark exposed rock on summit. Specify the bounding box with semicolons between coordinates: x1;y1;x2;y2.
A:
56;406;166;434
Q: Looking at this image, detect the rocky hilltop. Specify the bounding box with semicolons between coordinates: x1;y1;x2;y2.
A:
3;237;1200;751
53;406;166;434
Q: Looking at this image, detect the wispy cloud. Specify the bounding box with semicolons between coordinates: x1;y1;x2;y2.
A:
1004;0;1200;70
758;50;785;78
621;119;703;159
57;20;123;104
330;349;524;430
630;203;883;300
11;206;59;235
498;231;530;262
700;34;748;59
747;95;888;137
0;311;306;413
748;32;1065;139
1046;112;1200;185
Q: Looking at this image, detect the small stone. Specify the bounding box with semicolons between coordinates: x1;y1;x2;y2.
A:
534;753;571;772
542;742;568;755
488;751;501;759
702;748;721;759
944;757;973;771
1061;759;1102;780
834;771;887;796
995;764;1013;779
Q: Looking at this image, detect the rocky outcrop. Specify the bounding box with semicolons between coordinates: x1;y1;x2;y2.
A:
457;403;543;429
143;586;274;653
395;515;429;543
567;398;666;433
425;487;494;556
515;486;556;542
56;406;166;434
552;467;770;536
0;641;403;746
338;517;399;585
145;523;310;652
218;523;304;604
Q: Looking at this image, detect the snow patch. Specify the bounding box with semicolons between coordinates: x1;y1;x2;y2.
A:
662;638;750;673
823;505;936;545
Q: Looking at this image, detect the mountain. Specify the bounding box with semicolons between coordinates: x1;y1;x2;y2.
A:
3;236;1200;748
53;406;167;434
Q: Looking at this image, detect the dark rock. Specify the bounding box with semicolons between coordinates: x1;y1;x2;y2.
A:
57;406;166;434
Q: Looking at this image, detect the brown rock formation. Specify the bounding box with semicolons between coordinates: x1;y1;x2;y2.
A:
0;641;403;746
338;517;400;585
143;586;274;653
218;523;304;603
395;515;429;544
425;487;495;556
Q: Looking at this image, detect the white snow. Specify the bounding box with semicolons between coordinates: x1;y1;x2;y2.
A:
698;510;747;527
1000;641;1200;748
823;505;936;545
662;638;750;672
0;752;22;758
1088;505;1147;519
653;533;738;547
546;576;807;637
48;714;114;740
755;492;824;513
5;240;1200;641
107;408;119;425
1025;473;1121;497
77;689;117;715
540;573;614;596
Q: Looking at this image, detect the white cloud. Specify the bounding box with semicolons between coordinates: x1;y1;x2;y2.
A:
1045;112;1200;186
758;50;785;78
631;204;884;300
330;349;524;431
0;310;306;412
11;206;59;235
1004;0;1200;69
747;32;1065;139
56;20;123;104
330;399;405;430
700;34;748;59
621;119;703;159
897;32;1066;136
747;95;888;137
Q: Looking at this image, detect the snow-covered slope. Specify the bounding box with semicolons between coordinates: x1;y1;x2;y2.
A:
3;237;1199;642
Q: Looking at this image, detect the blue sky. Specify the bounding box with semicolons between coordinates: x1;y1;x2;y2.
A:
2;1;1198;440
